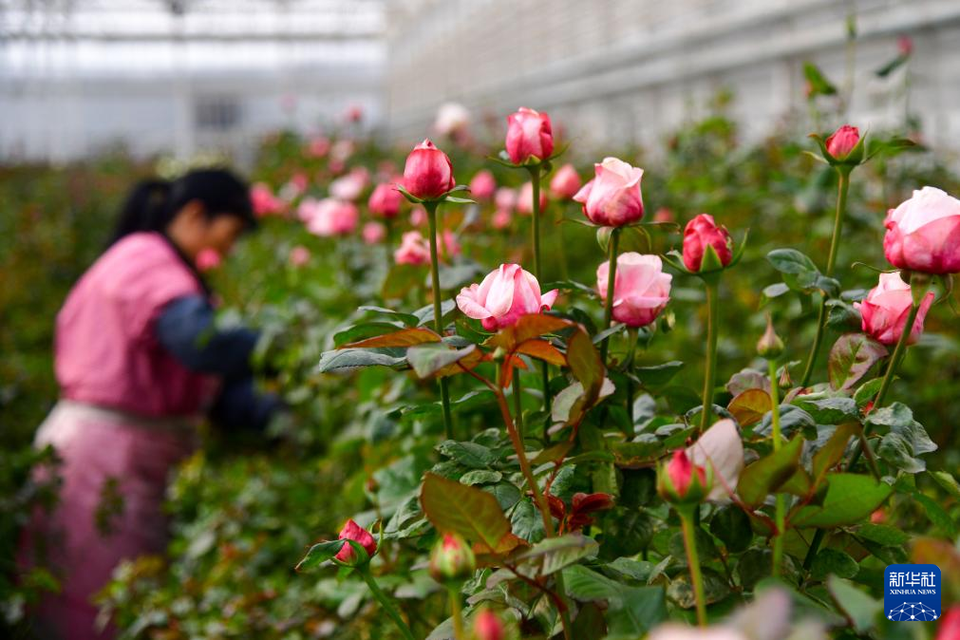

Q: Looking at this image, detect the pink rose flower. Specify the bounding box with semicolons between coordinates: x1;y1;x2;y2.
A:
196;248;221;272
362;222;386;245
506;107;554;164
368;183;403;219
410;207;428;227
854;272;934;345
335;519;376;564
469;170;497;201
937;607;960;640
682;213;733;272
516;181;547;215
305;199;358;237
456;263;559;331
573;157;644;227
394;231;431;266
251;182;284;217
654;207;674;223
825;124;860;159
884;186;960;274
550;163;582;199
596;253;672;327
442;229;461;259
402;139;455;200
473;609;506;640
306;135;330;158
492;208;513;230
329;167;369;201
494;187;517;213
289;245;311;267
898;35;914;57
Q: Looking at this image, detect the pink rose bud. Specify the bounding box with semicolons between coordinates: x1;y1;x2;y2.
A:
196;248;221;272
394;231;431;266
335;519;377;565
306;135;330;158
657;449;710;504
898;35;914;57
456;263;559;331
330;167;369;201
516;181;547;215
596;253;672;328
505;107;554;164
550;163;582;200
884;186;960;274
469;170;497;201
428;532;476;583
682;213;733;272
289;245;311;267
825;124;860;160
442;229;462;259
854;272;934;345
402;139;456;200
937;607;960;640
473;608;506;640
368;183;403;219
573;157;645;227
653;207;674;223
492;208;513;230
362;222;387;245
251;182;284;217
345;104;363;123
494;188;517;214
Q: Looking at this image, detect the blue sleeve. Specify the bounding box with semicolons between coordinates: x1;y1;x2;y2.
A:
154;294;260;380
209;377;283;431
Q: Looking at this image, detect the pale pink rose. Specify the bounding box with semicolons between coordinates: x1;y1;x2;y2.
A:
596;253;672;327
505;107;554;164
854;271;934;345
573;157;644;227
492;208;513;230
410;207;428;227
402;139;456;200
330;139;355;165
516;181;547;215
825;124;860;159
289;245;311;267
884;186;960;274
368;183;403;219
469;170;497;201
648;623;746;640
196;248;221;272
329;167;369;201
682;214;733;272
456;263;559;331
305;199;358;237
362;221;386;245
434;102;471;138
394;231;431;266
306;135;330;158
251;182;284;217
550;164;582;199
494;187;517;213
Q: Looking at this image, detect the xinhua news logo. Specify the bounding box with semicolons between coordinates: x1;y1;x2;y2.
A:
884;564;941;622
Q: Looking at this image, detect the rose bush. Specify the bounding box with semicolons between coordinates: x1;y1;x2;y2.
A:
3;86;960;640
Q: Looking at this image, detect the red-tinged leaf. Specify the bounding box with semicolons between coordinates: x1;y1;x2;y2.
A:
484;314;572;350
515;339;566;366
499;354;528;389
737;436;804;508
828;334;888;392
727;389;772;427
433;347;486;378
343;326;441;349
420;473;514;556
566;326;604;406
571;492;615;515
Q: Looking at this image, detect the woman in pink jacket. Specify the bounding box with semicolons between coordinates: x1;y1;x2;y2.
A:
19;169;281;639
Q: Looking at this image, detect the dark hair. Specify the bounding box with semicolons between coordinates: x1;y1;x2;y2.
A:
110;168;256;245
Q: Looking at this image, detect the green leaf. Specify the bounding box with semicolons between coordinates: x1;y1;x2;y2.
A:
517;533;599;576
811;548;859;580
913;492;959;537
760;282;790;306
854;523;910;547
795;397;859;425
868;403;937;473
828;334;888;392
420;473;514;554
804;62;838;96
737;436;804;508
610;438;666;469
406;343;476;378
853;378;883;408
792;474;892;528
436;440;497;469
295;540;346;572
334;321;406;347
710;505;753;553
633;361;684;386
929;471;960;501
317;349;406;373
766;248;837;295
563;566;666;634
459;469;501;485
827;576;881;633
357;305;420;327
599;508;655;559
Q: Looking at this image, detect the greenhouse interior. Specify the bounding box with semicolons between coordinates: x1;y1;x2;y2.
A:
3;1;960;639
